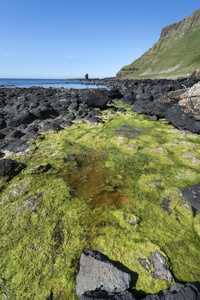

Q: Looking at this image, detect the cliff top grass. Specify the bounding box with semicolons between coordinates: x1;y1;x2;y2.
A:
0;104;200;299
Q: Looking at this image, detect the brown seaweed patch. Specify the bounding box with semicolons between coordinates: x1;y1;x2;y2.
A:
60;151;130;208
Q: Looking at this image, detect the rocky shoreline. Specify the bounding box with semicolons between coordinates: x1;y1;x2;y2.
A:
0;76;200;155
0;77;200;299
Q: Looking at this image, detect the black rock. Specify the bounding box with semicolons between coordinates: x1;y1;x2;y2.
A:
0;132;5;139
30;163;52;174
182;182;200;211
6;129;25;139
143;283;200;300
39;122;62;133
80;290;136;300
0;159;25;178
80;89;110;109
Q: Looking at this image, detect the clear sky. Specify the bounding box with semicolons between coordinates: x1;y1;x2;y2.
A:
0;0;199;79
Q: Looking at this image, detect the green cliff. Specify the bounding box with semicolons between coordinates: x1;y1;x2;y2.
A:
117;9;200;79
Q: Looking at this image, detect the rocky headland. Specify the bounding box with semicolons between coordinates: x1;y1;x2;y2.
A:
117;9;200;79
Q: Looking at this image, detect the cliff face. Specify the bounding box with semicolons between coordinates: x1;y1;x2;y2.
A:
160;9;200;38
117;9;200;79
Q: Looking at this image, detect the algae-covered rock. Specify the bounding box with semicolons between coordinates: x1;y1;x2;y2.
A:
138;251;173;284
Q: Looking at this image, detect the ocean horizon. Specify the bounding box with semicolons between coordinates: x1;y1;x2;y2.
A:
0;78;106;89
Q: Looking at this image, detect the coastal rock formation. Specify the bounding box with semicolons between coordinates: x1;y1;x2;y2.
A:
76;250;135;297
98;77;200;133
166;82;200;133
0;87;112;153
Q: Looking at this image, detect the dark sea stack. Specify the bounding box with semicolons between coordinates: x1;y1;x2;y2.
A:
182;182;200;211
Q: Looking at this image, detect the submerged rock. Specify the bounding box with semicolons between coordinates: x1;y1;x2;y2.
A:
76;250;135;297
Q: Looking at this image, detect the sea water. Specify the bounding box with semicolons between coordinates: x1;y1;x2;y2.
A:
0;78;107;89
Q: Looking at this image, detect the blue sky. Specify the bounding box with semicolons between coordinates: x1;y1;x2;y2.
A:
0;0;199;78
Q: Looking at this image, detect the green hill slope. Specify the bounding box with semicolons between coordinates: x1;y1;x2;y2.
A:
117;9;200;79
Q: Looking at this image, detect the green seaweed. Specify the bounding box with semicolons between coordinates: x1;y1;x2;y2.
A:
0;107;200;299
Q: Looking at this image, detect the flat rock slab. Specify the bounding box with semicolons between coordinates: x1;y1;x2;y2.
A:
182;182;200;211
76;250;134;297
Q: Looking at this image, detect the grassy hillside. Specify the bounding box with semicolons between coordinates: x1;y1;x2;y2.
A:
117;20;200;78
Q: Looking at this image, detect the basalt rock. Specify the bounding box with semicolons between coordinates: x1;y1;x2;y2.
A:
80;290;136;300
182;182;200;211
166;82;200;133
0;159;25;179
79;89;110;109
143;283;200;300
76;250;135;297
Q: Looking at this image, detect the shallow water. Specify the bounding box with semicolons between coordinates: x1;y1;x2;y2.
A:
60;151;130;208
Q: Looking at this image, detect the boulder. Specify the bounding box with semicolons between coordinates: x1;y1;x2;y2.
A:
80;89;110;109
76;250;135;297
182;182;200;211
0;159;24;178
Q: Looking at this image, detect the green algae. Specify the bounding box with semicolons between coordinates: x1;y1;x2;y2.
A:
0;107;200;299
